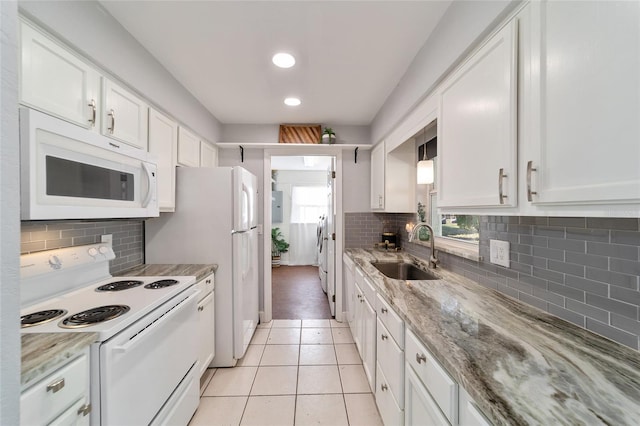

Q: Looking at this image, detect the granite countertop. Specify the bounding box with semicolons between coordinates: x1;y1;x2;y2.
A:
21;333;96;387
116;264;217;282
346;248;640;426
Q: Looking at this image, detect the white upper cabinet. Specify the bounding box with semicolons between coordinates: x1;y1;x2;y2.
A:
148;108;178;212
438;19;518;209
525;0;640;207
177;126;201;167
371;140;416;212
102;79;149;150
20;20;100;130
371;141;385;210
200;141;218;167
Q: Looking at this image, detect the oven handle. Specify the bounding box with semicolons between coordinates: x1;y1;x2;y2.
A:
112;288;200;355
141;162;154;208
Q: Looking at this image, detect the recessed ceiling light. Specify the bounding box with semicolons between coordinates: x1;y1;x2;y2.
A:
284;97;301;106
272;53;296;68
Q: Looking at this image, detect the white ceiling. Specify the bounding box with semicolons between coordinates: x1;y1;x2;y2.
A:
99;1;451;125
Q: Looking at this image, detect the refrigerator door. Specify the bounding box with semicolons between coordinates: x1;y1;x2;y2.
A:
232;229;258;359
233;167;258;231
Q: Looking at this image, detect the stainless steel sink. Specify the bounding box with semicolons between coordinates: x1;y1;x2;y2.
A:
371;262;439;281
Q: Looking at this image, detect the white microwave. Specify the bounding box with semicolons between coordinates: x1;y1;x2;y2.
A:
20;108;159;220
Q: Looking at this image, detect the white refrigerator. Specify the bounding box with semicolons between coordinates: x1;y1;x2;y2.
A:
145;167;259;367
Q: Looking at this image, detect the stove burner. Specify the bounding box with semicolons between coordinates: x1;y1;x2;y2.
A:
21;309;67;328
144;279;179;289
96;280;144;292
60;305;130;329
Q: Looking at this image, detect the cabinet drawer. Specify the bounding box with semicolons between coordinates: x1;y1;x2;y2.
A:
48;398;90;426
405;329;458;425
376;318;404;407
376;363;404;426
376;294;404;348
21;354;88;425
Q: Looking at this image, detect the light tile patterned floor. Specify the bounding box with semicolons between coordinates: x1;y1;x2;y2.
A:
191;320;384;426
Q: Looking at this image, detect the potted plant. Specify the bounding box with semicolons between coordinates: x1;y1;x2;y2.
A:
417;202;429;241
271;227;290;267
321;127;336;144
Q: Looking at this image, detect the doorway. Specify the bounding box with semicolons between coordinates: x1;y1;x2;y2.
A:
262;149;344;324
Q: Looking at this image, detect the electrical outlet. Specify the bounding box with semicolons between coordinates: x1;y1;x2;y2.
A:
489;239;510;268
101;234;113;246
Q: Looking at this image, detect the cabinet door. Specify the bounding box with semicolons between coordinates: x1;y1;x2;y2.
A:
48;398;90;426
198;291;215;377
102;79;149;149
439;19;518;208
405;364;451;426
353;283;364;355
177;127;201;167
362;296;377;392
20;20;99;130
526;1;640;206
200;141;218;167
371;142;385;210
148;108;178;212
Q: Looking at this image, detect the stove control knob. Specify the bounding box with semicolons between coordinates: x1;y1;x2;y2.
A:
48;255;62;270
88;247;98;257
98;246;109;255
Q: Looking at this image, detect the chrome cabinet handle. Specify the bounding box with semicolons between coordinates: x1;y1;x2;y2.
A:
381;334;388;341
77;404;92;417
88;99;96;127
527;161;538;202
198;306;204;311
416;353;427;364
357;294;362;299
381;383;388;392
46;378;65;393
380;307;388;314
108;109;116;134
498;168;508;205
206;279;212;284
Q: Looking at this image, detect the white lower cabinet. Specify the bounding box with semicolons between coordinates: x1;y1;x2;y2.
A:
352;267;377;392
376;317;405;426
196;273;215;377
405;329;458;425
20;352;91;426
343;255;356;331
405;363;451;426
459;389;491;426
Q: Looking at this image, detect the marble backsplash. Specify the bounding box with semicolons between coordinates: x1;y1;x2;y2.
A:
345;213;640;350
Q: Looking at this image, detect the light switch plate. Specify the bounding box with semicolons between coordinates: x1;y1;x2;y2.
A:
489;239;510;268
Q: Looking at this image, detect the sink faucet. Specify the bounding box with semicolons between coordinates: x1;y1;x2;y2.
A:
408;222;440;269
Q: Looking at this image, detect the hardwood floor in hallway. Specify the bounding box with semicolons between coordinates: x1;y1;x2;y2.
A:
272;265;332;319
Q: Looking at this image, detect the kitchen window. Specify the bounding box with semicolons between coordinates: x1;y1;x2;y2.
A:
420;148;480;248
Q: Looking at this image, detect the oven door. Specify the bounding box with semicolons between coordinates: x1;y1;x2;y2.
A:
20;107;158;219
97;288;199;426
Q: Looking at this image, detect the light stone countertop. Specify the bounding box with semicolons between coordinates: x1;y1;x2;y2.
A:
346;248;640;426
116;264;217;282
21;333;96;387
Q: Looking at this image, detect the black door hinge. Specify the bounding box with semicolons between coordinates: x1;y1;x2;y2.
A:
331;171;336;179
332;233;336;240
332;295;336;302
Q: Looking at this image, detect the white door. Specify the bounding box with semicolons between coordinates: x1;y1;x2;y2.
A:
438;19;518;208
525;0;640;206
20;20;100;130
370;142;385;210
232;229;258;359
326;159;336;316
148;108;178;212
200;141;218;167
101;78;148;150
177;127;200;167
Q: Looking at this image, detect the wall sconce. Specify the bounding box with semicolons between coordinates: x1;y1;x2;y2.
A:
417;135;434;184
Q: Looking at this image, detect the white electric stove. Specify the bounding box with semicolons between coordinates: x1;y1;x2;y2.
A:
20;243;200;426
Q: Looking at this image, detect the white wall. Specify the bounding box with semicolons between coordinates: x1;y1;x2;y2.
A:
19;0;222;143
371;0;520;144
0;1;21;423
272;170;327;265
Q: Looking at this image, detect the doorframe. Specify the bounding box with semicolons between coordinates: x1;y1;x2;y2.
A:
262;147;344;323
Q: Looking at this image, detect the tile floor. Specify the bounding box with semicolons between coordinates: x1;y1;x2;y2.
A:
191;319;384;426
